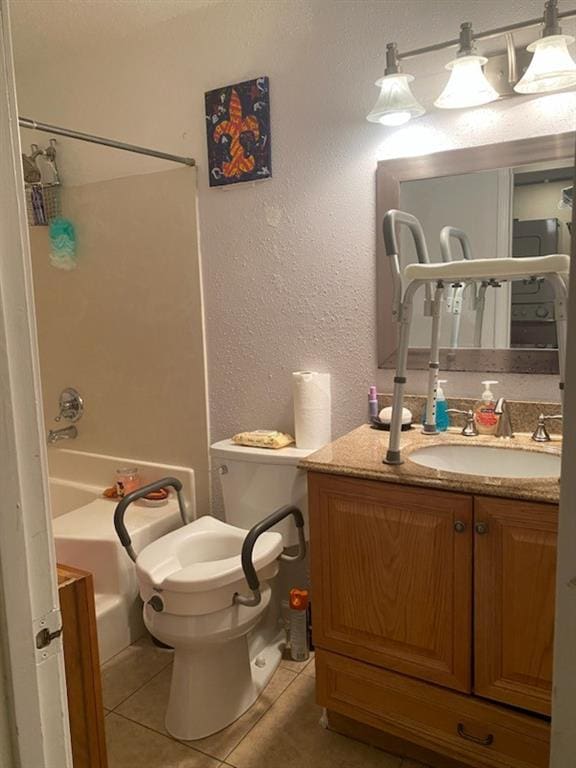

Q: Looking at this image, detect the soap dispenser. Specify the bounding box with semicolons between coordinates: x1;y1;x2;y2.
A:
474;380;499;435
436;380;450;432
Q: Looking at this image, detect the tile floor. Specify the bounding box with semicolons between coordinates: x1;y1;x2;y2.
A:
101;635;432;768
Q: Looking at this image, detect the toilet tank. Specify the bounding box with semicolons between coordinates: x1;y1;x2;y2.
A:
210;439;315;546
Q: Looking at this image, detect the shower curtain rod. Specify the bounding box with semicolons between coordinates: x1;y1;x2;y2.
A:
18;117;196;167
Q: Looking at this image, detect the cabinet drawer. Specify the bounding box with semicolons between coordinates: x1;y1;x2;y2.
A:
316;649;550;768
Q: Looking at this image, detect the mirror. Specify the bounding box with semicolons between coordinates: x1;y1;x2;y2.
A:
377;133;575;374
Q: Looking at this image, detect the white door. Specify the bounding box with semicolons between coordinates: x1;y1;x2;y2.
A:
550;148;576;765
0;1;72;766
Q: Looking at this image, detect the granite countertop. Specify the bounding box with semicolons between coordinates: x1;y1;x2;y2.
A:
299;424;561;504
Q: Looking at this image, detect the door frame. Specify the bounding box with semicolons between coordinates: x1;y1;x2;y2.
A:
550;138;576;766
0;1;72;765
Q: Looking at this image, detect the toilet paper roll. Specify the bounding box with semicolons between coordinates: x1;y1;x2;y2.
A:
292;371;331;450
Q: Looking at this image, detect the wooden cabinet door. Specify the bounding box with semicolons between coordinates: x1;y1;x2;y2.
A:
309;472;473;692
474;496;558;715
58;564;108;768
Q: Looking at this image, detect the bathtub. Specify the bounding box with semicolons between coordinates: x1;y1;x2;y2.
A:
49;449;195;663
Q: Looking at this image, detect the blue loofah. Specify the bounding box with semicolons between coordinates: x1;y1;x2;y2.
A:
49;217;77;270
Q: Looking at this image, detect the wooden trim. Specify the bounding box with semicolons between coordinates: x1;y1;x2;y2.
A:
58;565;108;768
376;131;576;373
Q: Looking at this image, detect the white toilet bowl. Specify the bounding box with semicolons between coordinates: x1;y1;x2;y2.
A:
135;516;283;740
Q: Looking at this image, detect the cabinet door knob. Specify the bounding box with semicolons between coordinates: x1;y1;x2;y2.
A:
454;520;466;533
457;723;494;746
475;522;489;535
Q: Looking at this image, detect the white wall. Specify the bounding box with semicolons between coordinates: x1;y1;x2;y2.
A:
13;0;576;506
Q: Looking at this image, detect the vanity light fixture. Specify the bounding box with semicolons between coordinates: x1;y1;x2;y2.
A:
366;43;426;126
367;1;576;128
515;0;576;93
434;23;500;109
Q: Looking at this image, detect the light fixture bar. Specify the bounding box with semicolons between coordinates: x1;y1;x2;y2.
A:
397;8;576;62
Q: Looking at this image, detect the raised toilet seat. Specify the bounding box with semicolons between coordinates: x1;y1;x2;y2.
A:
134;515;284;740
114;460;309;742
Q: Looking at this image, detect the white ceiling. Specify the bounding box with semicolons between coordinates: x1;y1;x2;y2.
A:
10;0;220;68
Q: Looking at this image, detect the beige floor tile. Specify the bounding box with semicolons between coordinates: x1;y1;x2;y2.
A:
101;634;173;710
117;663;297;761
226;674;402;768
301;655;316;678
106;713;219;768
280;651;315;674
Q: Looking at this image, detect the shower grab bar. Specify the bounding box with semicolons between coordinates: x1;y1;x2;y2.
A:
114;477;188;562
234;505;306;608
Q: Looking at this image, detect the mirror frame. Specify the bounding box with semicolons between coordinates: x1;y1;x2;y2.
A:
377;131;575;373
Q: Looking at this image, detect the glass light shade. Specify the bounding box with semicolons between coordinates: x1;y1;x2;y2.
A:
515;35;576;94
366;73;425;126
434;54;499;109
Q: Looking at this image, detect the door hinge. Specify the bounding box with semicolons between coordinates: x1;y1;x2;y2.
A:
33;609;63;661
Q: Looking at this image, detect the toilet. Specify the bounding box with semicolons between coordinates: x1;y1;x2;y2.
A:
134;438;313;741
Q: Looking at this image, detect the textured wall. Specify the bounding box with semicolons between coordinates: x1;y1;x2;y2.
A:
13;0;576;510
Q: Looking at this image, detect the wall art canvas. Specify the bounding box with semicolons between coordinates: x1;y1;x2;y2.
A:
205;76;271;187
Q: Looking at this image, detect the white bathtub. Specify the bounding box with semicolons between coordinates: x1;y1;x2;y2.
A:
49;449;195;663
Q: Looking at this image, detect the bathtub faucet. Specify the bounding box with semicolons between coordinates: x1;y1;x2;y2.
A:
47;425;78;444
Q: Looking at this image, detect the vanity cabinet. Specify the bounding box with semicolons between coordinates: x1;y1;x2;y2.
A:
309;472;557;768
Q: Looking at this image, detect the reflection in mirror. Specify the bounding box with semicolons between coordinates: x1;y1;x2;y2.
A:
377;133;575;374
399;161;572;352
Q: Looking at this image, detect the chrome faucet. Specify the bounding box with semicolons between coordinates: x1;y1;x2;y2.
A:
47;387;83;445
495;398;514;438
447;408;478;436
532;413;563;442
47;425;78;444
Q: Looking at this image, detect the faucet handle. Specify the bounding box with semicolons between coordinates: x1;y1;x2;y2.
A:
447;408;478;437
55;387;84;423
532;413;562;443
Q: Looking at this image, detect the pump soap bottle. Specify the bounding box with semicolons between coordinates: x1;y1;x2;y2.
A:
436;380;450;432
473;380;499;436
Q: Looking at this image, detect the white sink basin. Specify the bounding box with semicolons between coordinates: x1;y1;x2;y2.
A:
409;444;560;479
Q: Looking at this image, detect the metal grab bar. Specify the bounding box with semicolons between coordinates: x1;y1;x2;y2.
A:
383;209;430;264
114;477;188;562
439;226;473;263
383;209;432;319
234;505;306;608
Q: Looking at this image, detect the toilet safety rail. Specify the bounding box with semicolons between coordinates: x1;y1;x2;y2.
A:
114;477;189;562
234;505;306;608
